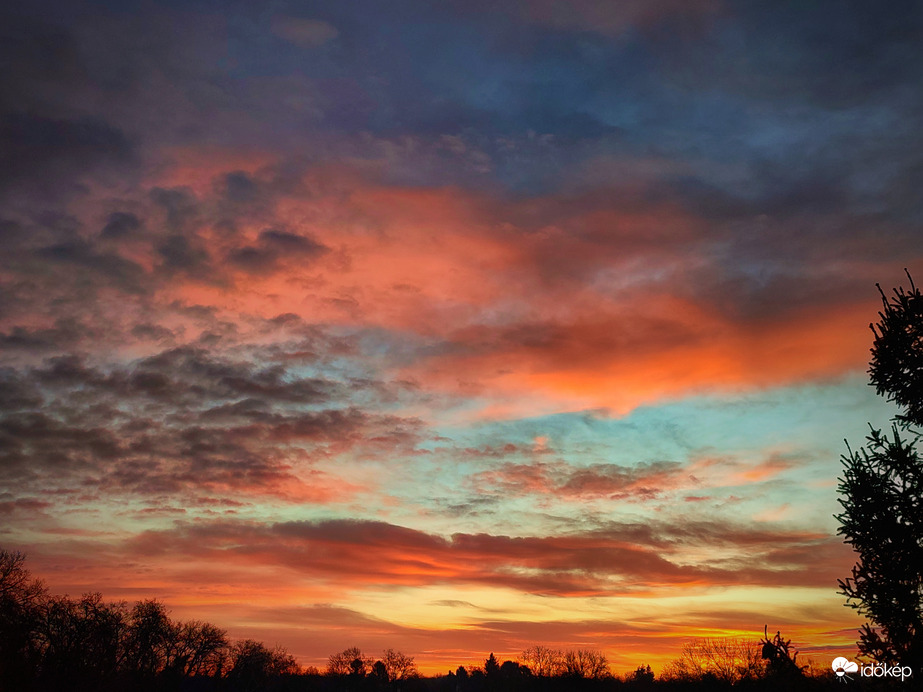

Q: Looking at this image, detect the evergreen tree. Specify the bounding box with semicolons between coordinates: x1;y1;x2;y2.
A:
836;273;923;670
484;652;500;678
868;273;923;427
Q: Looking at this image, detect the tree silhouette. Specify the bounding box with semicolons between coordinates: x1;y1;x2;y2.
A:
327;646;374;676
0;548;309;691
371;659;389;684
168;620;229;677
628;664;655;685
562;649;610;679
484;652;500;678
661;637;762;684
869;273;923;427
41;593;127;689
498;659;531;687
520;645;563;677
0;550;45;691
837;273;923;670
227;639;298;691
759;625;803;679
381;648;418;681
123;599;175;677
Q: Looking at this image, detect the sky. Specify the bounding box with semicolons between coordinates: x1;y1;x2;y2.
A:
1;0;923;676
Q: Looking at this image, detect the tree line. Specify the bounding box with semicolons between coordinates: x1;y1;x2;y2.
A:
0;548;300;691
2;547;845;691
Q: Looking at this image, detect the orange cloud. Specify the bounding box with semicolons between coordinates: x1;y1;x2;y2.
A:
121;159;893;418
111;518;853;598
405;294;873;415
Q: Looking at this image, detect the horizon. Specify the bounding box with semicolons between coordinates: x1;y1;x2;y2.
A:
2;0;923;678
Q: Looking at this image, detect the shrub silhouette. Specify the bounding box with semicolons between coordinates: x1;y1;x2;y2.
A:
759;625;804;679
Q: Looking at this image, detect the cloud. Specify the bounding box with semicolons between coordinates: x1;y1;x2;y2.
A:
0;143;897;422
0;345;420;505
0;320;102;354
0;134;906;427
271;17;339;48
36;240;147;293
227;228;329;274
508;0;722;36
470;460;689;501
0;113;133;190
121;517;851;596
100;211;142;239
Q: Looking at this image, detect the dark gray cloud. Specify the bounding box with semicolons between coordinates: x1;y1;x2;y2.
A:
156;234;211;272
227;228;329;274
0;0;918;325
0;344;421;502
0;113;135;215
36;239;147;293
150;188;200;235
100;211;142;238
129;323;175;343
671;0;923;109
0;319;101;353
220;171;260;203
0;11;136;197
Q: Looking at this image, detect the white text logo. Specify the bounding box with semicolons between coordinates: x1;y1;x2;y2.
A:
832;657;912;682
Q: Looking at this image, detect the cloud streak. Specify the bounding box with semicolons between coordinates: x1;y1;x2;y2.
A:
123;517;851;596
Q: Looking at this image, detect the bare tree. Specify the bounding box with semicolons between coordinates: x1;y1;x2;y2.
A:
0;550;44;604
0;548;46;687
327;646;373;676
168;621;229;677
382;648;418;681
562;649;610;679
0;549;295;690
122;599;176;676
662;637;762;684
40;592;127;688
228;639;298;691
520;645;563;676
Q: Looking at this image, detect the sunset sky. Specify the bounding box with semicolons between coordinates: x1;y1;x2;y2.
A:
2;0;923;676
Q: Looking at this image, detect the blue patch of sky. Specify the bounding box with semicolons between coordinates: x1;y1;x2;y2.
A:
325;377;902;534
430;377;898;473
